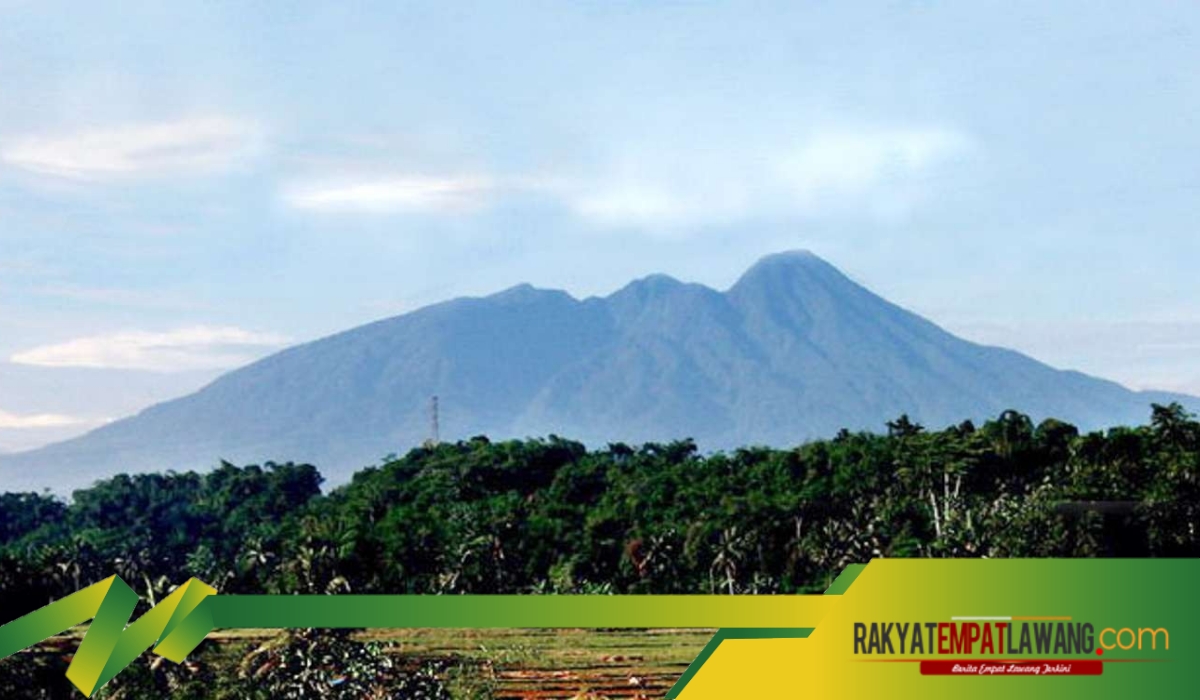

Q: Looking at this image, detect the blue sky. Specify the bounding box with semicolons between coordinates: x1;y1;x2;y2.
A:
2;1;1200;452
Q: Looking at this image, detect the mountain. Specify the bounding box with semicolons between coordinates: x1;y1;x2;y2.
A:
3;250;1197;495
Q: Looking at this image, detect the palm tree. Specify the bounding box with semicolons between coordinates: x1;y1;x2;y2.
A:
709;527;749;595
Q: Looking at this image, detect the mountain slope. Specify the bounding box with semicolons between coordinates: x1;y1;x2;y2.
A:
3;250;1196;494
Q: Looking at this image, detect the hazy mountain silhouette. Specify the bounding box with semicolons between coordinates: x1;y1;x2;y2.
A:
4;250;1196;494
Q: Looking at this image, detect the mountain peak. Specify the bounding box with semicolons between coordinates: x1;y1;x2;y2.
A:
730;248;850;296
489;283;575;305
756;248;822;263
609;273;685;298
740;249;831;275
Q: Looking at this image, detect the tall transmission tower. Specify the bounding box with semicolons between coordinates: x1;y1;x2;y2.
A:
428;395;440;446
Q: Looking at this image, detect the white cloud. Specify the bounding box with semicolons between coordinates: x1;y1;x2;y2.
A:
557;125;975;229
284;176;494;213
10;326;289;372
277;126;972;228
0;409;95;430
1;117;261;180
566;181;751;230
778;127;971;195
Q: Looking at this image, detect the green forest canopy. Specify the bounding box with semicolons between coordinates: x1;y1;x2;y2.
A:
1;404;1197;625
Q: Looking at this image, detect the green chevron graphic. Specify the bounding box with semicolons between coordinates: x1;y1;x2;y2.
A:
0;576;216;696
0;576;838;696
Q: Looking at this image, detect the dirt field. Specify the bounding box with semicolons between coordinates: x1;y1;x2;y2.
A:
211;627;711;698
28;627;709;699
361;628;711;699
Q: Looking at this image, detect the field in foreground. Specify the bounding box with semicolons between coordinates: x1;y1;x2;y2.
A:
362;628;707;698
21;628;709;699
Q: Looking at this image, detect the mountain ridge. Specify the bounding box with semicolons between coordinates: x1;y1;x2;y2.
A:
3;250;1197;494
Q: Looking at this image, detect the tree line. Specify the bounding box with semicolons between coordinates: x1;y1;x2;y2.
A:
0;404;1196;623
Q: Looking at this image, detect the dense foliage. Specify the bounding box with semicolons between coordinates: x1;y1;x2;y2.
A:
0;404;1196;619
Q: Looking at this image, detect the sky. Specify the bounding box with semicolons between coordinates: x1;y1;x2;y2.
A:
2;1;1200;452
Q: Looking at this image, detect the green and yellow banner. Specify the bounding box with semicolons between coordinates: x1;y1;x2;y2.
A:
1;559;1195;697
